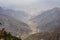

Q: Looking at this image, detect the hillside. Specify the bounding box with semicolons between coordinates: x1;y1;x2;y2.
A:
30;7;60;31
0;28;21;40
0;7;29;22
24;27;60;40
0;14;31;39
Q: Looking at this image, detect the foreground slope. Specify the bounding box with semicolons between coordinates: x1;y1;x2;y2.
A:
24;27;60;40
0;28;21;40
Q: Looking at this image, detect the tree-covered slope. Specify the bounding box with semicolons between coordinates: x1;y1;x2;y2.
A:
0;28;21;40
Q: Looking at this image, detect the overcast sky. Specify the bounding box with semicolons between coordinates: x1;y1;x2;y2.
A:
0;0;60;16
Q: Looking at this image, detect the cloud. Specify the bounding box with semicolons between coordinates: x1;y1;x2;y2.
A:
0;0;60;16
0;0;60;10
0;0;37;6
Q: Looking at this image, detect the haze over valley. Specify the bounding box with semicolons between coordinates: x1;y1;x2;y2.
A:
0;0;60;40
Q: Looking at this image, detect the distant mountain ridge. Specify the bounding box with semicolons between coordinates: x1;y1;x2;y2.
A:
30;7;60;31
0;7;29;22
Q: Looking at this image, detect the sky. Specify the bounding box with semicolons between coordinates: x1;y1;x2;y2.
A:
0;0;60;16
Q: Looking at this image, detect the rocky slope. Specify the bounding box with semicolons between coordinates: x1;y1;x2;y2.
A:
30;7;60;32
0;14;31;39
24;27;60;40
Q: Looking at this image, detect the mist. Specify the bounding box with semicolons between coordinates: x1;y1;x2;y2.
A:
0;0;60;16
0;0;60;40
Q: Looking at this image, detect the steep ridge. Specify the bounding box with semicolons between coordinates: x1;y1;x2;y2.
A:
30;7;60;31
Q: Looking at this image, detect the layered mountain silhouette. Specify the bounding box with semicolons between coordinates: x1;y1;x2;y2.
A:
0;7;29;22
30;7;60;31
0;6;60;40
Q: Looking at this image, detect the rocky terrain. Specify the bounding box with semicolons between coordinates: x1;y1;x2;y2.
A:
0;7;60;40
0;14;31;39
24;27;60;40
30;7;60;32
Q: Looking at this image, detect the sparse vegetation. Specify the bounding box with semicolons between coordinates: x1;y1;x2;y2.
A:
0;28;21;40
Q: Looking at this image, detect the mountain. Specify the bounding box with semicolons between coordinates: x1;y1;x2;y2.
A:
0;7;29;22
24;27;60;40
30;7;60;31
0;14;31;39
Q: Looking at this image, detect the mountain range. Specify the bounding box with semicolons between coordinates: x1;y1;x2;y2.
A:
0;7;60;40
0;7;29;23
30;7;60;32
